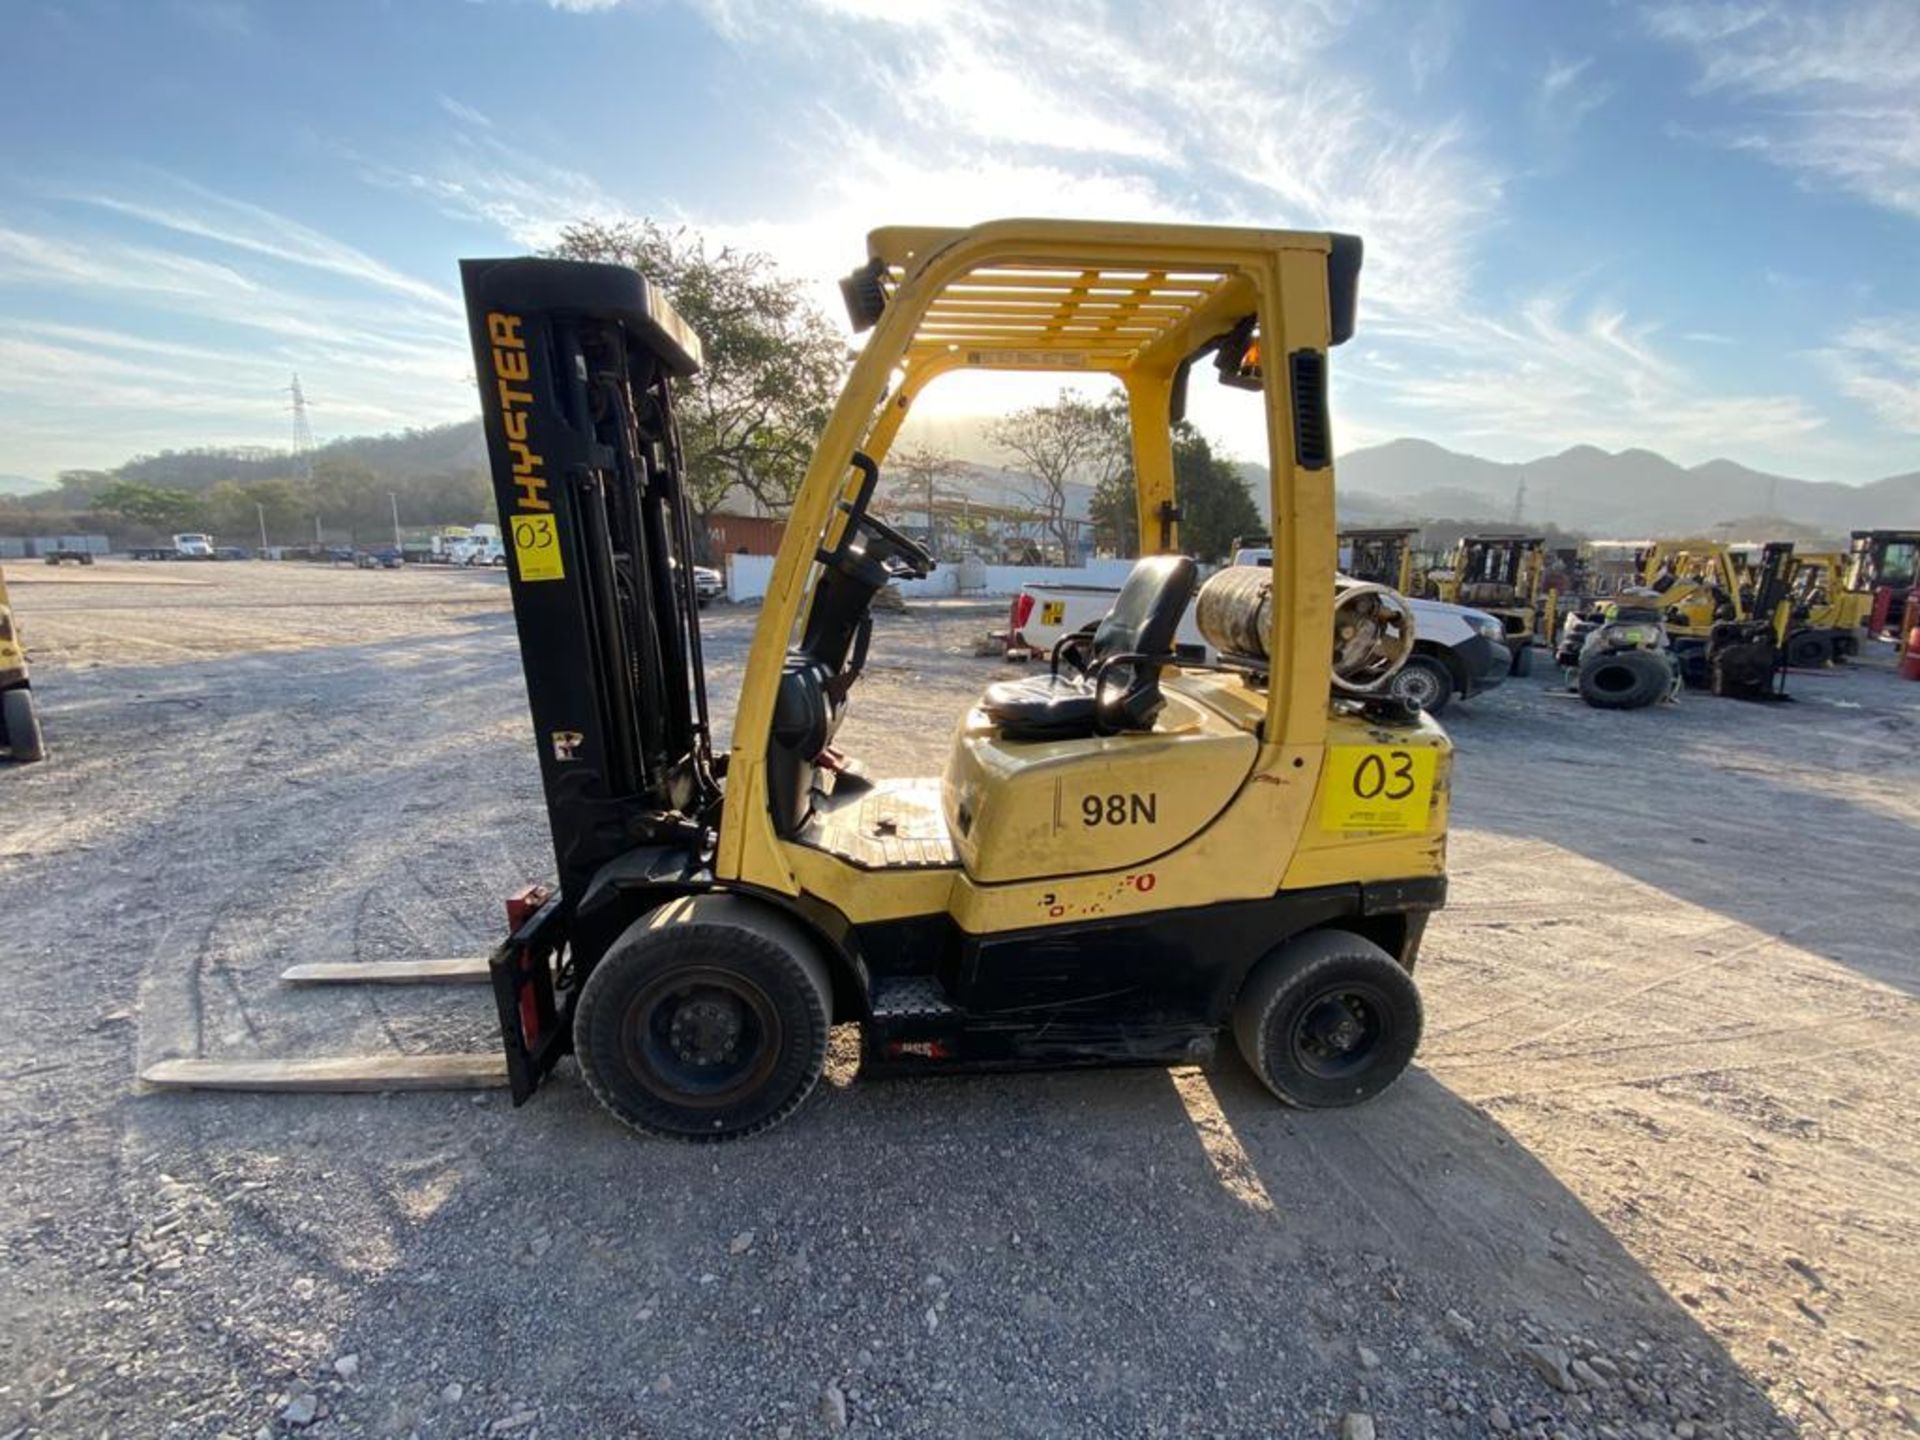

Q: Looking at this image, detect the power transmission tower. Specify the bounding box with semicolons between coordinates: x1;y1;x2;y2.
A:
286;373;315;481
1510;477;1527;526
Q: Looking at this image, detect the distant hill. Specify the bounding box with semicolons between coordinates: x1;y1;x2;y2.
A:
0;473;48;497
1335;438;1919;537
107;421;488;493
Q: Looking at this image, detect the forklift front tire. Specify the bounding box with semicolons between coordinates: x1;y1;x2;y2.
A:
2;687;45;763
1232;930;1422;1109
573;898;833;1143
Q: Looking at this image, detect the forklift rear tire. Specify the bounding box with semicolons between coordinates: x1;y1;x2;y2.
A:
573;897;833;1143
1232;930;1422;1108
2;687;45;763
1785;631;1830;668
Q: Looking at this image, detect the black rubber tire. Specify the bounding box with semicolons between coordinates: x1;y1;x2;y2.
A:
2;687;45;763
1785;631;1831;668
1577;648;1669;710
1386;653;1453;716
1509;643;1535;678
573;897;833;1143
1232;930;1423;1108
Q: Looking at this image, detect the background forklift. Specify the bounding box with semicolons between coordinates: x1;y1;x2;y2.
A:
1848;529;1920;640
1338;526;1417;592
464;219;1450;1142
0;562;47;763
1430;533;1549;674
1645;538;1851;674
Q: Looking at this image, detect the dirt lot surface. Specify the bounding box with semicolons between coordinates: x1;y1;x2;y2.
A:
2;559;1915;1439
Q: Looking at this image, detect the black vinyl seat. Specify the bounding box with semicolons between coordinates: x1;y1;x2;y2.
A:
982;555;1198;741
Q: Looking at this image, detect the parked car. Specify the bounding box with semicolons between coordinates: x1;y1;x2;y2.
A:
693;564;724;604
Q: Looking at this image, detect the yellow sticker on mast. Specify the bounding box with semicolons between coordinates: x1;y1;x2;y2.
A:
511;514;565;582
486;311;562;582
1320;745;1438;833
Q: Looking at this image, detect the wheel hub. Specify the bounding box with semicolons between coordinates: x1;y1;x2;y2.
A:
668;995;743;1066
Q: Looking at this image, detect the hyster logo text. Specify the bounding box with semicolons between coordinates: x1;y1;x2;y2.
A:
486;312;549;512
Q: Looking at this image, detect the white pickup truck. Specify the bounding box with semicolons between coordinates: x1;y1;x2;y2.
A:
1006;547;1511;715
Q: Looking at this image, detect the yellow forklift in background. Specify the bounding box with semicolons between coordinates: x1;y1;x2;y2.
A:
1338;526;1417;592
1645;539;1857;670
1432;533;1550;674
0;562;46;763
460;219;1451;1141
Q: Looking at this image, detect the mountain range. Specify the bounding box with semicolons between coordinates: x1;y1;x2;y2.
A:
7;420;1914;542
1325;439;1918;538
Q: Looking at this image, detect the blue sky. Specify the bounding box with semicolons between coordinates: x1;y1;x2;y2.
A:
1;0;1915;485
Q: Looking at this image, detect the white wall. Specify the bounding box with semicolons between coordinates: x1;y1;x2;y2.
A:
723;553;1136;604
726;552;777;603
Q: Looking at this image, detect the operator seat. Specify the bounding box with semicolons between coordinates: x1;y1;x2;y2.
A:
981;555;1197;742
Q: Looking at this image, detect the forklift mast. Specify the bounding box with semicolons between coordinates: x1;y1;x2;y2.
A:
461;258;719;909
1750;540;1795;641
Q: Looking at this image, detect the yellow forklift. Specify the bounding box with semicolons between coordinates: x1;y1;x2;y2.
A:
462;219;1451;1141
1645;539;1855;671
1431;533;1550;674
1338;526;1417;592
0;562;46;763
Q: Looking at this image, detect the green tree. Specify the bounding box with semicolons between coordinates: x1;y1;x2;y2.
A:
91;481;205;531
987;390;1128;564
308;456;385;538
1085;418;1261;563
1174;424;1262;563
548;219;848;525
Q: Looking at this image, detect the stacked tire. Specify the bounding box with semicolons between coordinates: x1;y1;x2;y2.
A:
1576;649;1672;710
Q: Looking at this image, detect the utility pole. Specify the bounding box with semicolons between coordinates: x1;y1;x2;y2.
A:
390;492;402;549
286;374;316;482
926;468;937;561
314;514;322;546
256;502;268;551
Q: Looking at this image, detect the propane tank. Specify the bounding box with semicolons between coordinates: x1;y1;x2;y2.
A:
1195;567;1416;694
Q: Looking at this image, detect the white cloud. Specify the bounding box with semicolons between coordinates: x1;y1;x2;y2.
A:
0;197;473;477
1645;0;1920;219
436;95;492;129
1354;288;1829;463
1536;55;1614;134
1821;315;1920;433
73;177;460;312
352;128;632;250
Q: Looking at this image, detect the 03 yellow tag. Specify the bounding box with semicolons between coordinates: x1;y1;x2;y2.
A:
511;514;564;582
1321;745;1438;832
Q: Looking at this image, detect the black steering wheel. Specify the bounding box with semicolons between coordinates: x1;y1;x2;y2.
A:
819;452;934;582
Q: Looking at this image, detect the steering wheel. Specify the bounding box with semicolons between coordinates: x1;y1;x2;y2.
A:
821;452;934;582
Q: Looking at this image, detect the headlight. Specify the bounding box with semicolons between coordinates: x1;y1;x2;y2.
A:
1474;617;1505;641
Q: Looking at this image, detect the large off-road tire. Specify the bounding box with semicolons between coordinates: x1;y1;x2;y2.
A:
1385;653;1453;716
2;687;45;763
1232;930;1423;1108
1509;643;1535;678
1577;648;1670;710
573;896;833;1143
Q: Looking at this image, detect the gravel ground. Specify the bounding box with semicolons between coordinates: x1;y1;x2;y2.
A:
1;559;1915;1439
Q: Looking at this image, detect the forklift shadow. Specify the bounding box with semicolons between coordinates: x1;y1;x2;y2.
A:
710;1050;1790;1432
